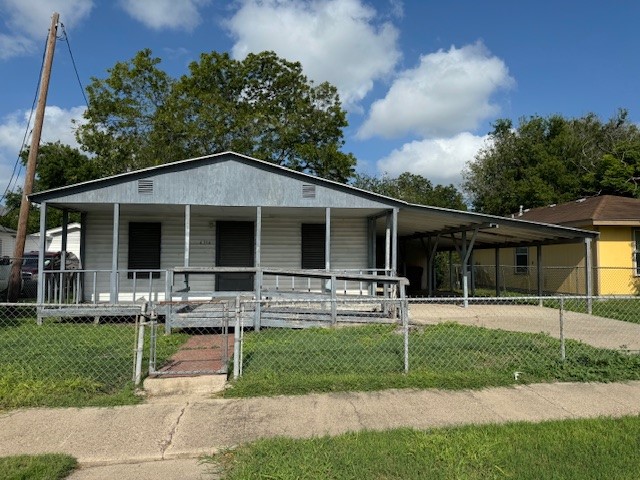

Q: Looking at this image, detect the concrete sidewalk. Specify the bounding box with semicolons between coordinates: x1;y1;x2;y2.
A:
1;381;640;479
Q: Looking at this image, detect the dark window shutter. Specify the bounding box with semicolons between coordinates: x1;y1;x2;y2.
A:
128;222;161;278
301;223;325;269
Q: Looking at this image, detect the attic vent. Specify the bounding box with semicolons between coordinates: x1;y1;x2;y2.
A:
302;184;316;199
138;179;154;195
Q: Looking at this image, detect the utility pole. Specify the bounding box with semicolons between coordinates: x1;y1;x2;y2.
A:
7;12;59;302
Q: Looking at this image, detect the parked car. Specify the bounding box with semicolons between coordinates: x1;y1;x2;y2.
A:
21;251;80;297
0;256;10;299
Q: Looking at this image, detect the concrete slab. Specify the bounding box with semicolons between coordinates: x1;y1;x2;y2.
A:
67;458;216;480
409;303;640;351
0;403;183;464
143;375;228;397
2;380;640;472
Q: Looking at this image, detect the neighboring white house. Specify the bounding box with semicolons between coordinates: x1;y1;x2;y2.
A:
1;226;42;258
28;222;81;258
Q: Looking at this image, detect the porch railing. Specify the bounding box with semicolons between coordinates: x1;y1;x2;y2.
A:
39;267;402;306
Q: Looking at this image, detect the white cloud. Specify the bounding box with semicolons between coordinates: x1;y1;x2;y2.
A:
358;42;514;139
0;106;86;197
226;0;401;107
119;0;210;31
0;106;86;153
375;132;489;186
0;0;93;59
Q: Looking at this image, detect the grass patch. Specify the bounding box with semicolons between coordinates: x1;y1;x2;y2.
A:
226;324;640;397
207;416;640;479
0;315;188;409
0;453;77;480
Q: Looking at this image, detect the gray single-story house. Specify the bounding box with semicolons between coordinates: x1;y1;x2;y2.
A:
28;151;598;325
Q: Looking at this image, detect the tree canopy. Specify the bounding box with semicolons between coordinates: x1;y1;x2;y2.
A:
463;110;640;215
77;49;356;181
0;142;94;232
353;172;466;210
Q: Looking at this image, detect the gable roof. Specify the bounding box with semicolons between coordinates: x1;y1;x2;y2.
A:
516;195;640;227
27;150;598;249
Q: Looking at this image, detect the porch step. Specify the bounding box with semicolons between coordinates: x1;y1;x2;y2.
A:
143;375;227;397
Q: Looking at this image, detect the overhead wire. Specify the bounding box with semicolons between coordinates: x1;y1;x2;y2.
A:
59;22;89;108
1;19;89;214
0;30;48;209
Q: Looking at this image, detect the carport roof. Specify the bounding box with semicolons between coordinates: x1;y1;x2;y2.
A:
28;151;597;249
395;203;598;250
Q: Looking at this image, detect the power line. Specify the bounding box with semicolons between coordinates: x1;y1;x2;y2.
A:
0;33;48;207
60;22;89;108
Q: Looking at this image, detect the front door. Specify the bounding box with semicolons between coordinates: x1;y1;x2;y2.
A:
216;221;255;291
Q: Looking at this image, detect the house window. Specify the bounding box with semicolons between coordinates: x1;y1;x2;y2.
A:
128;222;161;278
515;246;529;275
634;230;640;276
301;223;325;269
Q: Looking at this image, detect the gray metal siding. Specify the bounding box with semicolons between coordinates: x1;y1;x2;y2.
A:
38;157;394;209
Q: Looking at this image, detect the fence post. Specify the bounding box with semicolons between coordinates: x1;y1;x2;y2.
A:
559;297;566;361
233;296;241;380
401;286;409;374
331;274;337;325
133;303;147;386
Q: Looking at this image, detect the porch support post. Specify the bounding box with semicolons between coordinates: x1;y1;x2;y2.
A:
184;205;191;267
368;216;376;295
536;245;543;305
36;201;47;306
384;212;391;301
254;206;262;330
325;207;331;270
110;203;120;303
585;237;593;314
79;212;87;302
391;208;398;276
494;247;500;297
61;210;68;271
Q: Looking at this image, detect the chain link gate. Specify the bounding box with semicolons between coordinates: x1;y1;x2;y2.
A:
146;299;233;378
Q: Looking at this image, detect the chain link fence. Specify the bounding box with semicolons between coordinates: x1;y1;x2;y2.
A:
2;294;640;407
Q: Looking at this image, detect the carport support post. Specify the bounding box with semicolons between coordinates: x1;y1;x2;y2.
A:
254;206;262;330
384;213;391;302
110;203;120;303
61;209;68;270
461;231;468;307
182;205;191;300
536;245;543;306
494;248;500;297
585;237;593;314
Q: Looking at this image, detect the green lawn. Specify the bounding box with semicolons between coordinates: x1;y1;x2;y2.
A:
0;453;77;480
226;324;640;397
208;416;640;479
0;312;188;409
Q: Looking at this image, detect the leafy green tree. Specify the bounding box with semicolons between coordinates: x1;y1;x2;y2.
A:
77;49;173;175
78;50;356;182
0;142;94;232
463;110;640;215
353;172;466;209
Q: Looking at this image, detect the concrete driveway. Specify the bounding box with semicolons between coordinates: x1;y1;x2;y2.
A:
409;303;640;351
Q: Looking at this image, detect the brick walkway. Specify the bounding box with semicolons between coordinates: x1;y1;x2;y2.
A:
155;334;234;375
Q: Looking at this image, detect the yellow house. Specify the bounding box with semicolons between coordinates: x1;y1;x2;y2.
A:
475;196;640;295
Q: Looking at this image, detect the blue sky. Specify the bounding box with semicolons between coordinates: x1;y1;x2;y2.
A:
1;0;638;201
